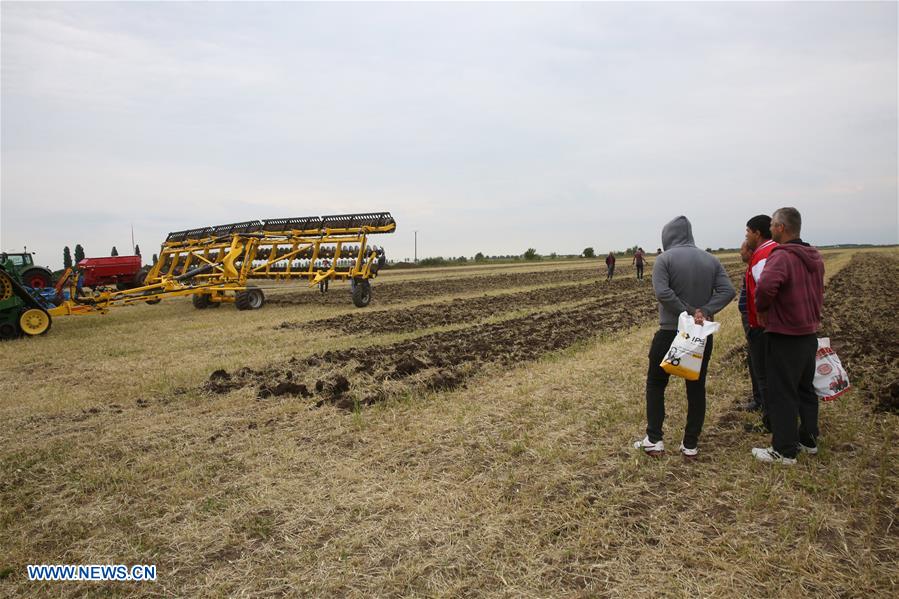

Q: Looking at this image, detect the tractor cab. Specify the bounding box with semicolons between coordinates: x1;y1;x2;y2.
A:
3;252;35;268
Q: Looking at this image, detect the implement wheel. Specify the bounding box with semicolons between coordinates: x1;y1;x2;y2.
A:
352;279;371;308
192;293;211;309
19;308;51;336
235;286;264;310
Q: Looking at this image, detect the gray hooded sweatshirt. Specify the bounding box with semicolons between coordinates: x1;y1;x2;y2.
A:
652;216;736;330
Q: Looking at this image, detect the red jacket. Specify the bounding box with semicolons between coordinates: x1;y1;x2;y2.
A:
746;239;777;328
754;240;824;335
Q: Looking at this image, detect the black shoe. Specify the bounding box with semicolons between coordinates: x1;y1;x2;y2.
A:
743;401;762;412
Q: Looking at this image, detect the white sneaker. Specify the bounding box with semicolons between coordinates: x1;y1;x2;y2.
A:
798;442;818;455
752;447;797;465
679;443;698;458
634;436;665;455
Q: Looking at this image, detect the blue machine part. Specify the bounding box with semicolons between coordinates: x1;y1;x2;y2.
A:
25;286;59;310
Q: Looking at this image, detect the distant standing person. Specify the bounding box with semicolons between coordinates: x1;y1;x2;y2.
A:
634;216;735;457
319;258;330;293
633;247;648;280
605;252;616;281
752;207;824;465
738;241;762;412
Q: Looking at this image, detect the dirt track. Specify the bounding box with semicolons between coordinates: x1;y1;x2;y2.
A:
277;278;648;335
208;291;659;408
267;264;632;306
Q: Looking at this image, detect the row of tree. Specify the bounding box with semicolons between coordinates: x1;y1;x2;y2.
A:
61;245;156;268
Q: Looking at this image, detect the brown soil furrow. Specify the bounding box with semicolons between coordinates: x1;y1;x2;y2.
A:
267;265;614;306
819;252;899;412
206;291;660;408
277;278;649;335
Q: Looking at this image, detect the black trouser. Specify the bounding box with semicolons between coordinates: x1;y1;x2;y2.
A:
606;264;615;280
645;328;714;448
741;315;761;405
765;333;818;458
636;263;644;279
319;279;329;293
747;326;768;412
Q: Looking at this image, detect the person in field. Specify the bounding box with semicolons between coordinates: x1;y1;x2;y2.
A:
634;216;735;457
605;251;616;281
752;207;824;465
633;247;648;280
319;257;330;293
743;214;777;417
738;241;763;412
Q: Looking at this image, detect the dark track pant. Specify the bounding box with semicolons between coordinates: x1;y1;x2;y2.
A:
636;264;644;279
606;265;615;280
645;328;714;448
747;326;768;412
741;316;762;405
765;333;818;458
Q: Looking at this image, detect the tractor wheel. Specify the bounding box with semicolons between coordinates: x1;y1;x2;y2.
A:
192;293;211;309
0;271;13;301
352;279;371;308
19;308;51;336
0;322;19;340
235;286;264;310
21;268;52;289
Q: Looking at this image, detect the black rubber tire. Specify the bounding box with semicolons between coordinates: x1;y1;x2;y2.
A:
192;293;211;309
352;279;371;308
133;266;150;288
235;286;264;310
21;268;52;289
0;322;19;340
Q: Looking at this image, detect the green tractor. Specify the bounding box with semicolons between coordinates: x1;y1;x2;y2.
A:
1;252;54;289
0;256;53;340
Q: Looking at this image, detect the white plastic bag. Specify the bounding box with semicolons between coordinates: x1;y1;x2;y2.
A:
660;311;721;381
814;338;850;401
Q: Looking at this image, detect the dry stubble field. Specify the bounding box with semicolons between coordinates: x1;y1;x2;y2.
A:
1;250;897;597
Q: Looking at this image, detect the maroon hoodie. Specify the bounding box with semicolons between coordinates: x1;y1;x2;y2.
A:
754;239;824;335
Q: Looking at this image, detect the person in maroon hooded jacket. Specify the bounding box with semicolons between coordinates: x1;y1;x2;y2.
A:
751;207;825;465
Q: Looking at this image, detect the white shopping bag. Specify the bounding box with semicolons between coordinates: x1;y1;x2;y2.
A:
814;338;851;401
660;311;721;381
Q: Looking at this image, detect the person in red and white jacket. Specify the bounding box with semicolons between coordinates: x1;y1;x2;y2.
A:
743;214;777;417
751;207;825;465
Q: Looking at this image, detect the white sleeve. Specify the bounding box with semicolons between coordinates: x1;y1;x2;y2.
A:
751;258;767;283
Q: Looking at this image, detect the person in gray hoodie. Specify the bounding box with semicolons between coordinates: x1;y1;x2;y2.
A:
634;216;736;457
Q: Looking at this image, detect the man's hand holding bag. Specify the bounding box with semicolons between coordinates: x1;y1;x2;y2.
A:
660;311;721;381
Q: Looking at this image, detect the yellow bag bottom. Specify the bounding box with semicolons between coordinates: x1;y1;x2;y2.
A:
661;358;701;381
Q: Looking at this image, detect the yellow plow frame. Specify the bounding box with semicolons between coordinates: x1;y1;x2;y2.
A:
50;212;396;316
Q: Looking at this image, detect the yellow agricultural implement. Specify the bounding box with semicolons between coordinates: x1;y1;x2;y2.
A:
48;212;396;318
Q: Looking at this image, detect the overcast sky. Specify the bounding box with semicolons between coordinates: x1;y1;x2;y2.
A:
2;1;897;269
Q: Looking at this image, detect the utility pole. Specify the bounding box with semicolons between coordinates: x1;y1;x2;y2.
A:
131;224;135;254
414;231;418;263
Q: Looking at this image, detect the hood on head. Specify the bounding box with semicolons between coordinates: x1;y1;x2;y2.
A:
661;216;695;250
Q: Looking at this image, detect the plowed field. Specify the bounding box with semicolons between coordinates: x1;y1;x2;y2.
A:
820;252;899;412
210;291;658;408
